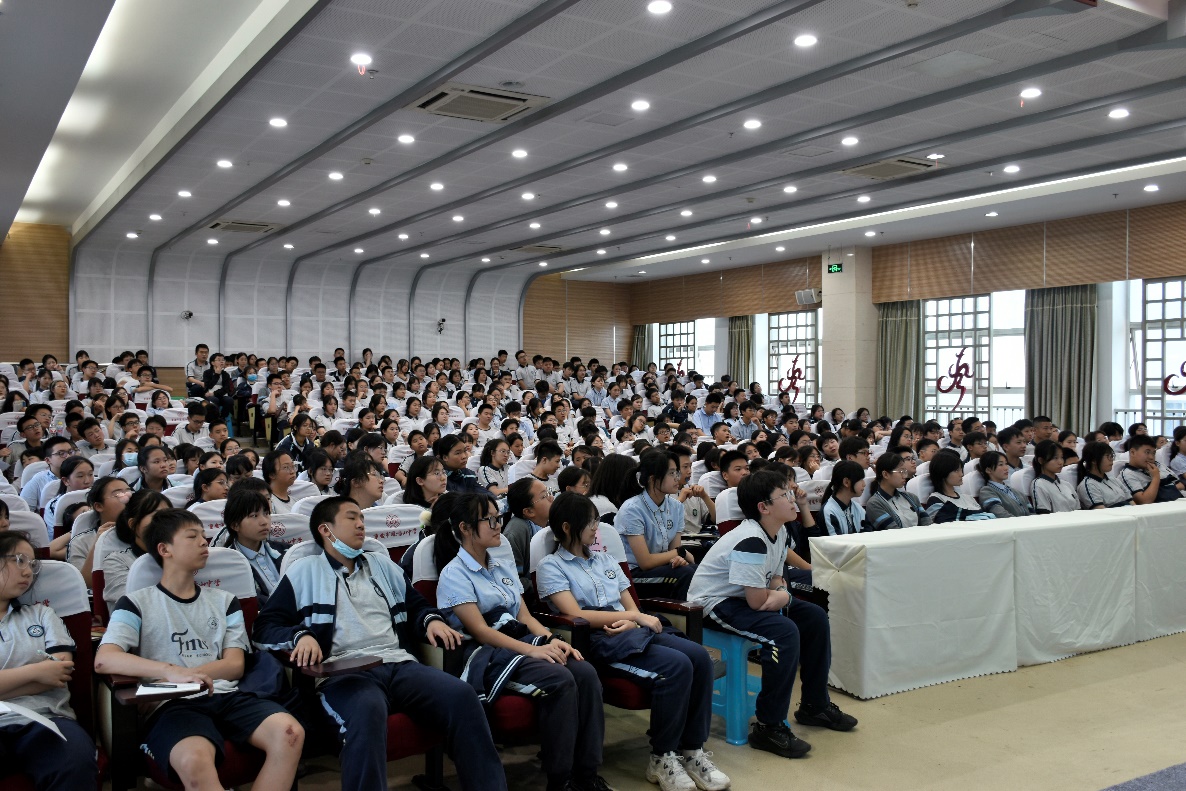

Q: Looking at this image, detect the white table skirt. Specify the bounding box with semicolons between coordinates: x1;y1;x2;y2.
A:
1133;500;1186;642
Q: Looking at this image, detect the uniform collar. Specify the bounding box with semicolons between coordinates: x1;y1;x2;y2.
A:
459;546;501;573
555;545;585;562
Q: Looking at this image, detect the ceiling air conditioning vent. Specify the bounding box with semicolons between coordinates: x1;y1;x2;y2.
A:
207;220;281;233
513;244;565;255
841;156;941;181
413;82;549;123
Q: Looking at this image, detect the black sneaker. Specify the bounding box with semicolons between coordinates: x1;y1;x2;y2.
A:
569;775;616;791
747;720;811;758
794;702;858;732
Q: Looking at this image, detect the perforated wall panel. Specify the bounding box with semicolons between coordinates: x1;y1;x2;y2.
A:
289;261;353;358
409;266;470;358
72;244;150;363
224;255;290;356
150;250;221;366
467;267;528;358
353;262;413;359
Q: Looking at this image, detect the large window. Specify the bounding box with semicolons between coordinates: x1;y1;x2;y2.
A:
922;291;1025;426
767;310;819;411
659;322;696;376
1137;278;1186;435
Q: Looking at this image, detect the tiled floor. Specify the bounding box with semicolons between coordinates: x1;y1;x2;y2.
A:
285;630;1186;791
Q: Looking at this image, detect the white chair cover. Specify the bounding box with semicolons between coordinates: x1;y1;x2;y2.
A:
268;512;313;548
1009;468;1036;503
714;487;743;522
292;495;333;517
188;499;227;539
51;490;90;526
8;511;50;548
699;471;725;500
20;461;48;489
1;492;30;512
127;548;255;598
163;488;192;508
361;505;425;550
19;560;89;616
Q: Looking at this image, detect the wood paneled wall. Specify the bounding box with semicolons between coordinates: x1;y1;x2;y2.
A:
871;199;1186;303
0;223;70;361
522;274;632;362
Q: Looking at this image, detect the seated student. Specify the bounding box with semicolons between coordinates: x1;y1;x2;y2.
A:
96;510;304;790
530;440;564;494
924;451;994;523
135;446;173;493
616;450;697;600
273;414;317;473
146;389;172;416
864;452;932;530
478;438;511;498
688;470;857;760
403;455;448;510
224;455;256;489
503;478;553;595
435;493;610;791
0;530;99;790
299;449;336;496
44;455;95;534
261;450;297;514
254;496;504;791
1075;441;1133;509
945;419;968;461
173;404;210;446
20;436;76;511
995;427;1027;472
976;451;1031;518
1118;433;1184;504
219;487;285;604
963;431;989;463
190;468;229;506
70;476;132;583
1029;440;1078;514
815;432;840;464
556;465;592;496
334;452;386;510
914;437;940;463
199;451;225;472
538;492;729;791
819;460;866;536
101;489;171;612
76;417;111;459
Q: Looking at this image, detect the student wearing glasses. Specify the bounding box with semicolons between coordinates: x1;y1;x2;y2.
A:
334;453;386;510
864;453;932;531
615;450;697;600
0;531;100;790
20;436;77;511
262;450;297;514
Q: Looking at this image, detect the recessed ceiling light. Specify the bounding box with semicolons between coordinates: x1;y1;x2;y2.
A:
605;201;618;208
429;182;443;190
512;149;528;158
350;53;372;66
702;175;717;183
597;249;606;255
1108;108;1130;119
530;222;541;229
638;270;646;274
666;235;676;241
783;185;797;193
775;246;785;252
743;119;762;130
398;233;409;240
612;163;628;172
368;207;380;215
277;199;291;207
482;257;491;263
701;258;710;264
570;268;585;272
926;153;945;160
126;232;138;239
864;231;877;237
216;159;232;168
680;209;693;216
354;248;364;253
1144;184;1160;192
269;118;287;128
178;190;191;197
420;253;430;258
1020;87;1042;99
328;172;344;180
793;34;817;47
986;212;999;217
538;261;549;267
284;243;294;249
148;214;162;221
452;215;464;222
647;0;672;14
397;134;415;144
841;136;859;146
847;252;854;256
631;100;650;111
749;217;763;224
522;192;536;200
857;195;871;203
1003;164;1020;173
599;228;611;235
207;238;218;245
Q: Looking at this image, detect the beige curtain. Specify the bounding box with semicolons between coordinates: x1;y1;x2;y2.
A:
631;324;653;369
1025;285;1097;433
728;315;753;385
876;300;923;418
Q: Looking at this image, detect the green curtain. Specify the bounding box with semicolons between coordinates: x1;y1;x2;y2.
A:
1025;285;1097;432
876;300;923;418
630;324;653;369
728;315;753;385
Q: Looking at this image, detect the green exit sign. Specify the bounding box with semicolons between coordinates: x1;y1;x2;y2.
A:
827;263;843;274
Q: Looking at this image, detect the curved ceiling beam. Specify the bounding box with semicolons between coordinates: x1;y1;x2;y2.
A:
512;143;1186;340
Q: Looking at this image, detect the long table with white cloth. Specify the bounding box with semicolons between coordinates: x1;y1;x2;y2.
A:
809;500;1186;699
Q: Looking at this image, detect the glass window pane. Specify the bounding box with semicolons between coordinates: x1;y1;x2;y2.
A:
991;336;1025;388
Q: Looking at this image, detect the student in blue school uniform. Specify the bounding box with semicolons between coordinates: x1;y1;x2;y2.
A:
818;461;866;536
253;496;505;791
615;449;697;600
537;492;730;791
0;531;99;791
434;492;612;791
687;470;857;761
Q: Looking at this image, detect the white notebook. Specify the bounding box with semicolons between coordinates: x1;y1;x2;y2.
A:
136;682;204;696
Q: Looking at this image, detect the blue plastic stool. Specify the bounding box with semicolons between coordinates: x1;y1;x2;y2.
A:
702;628;762;745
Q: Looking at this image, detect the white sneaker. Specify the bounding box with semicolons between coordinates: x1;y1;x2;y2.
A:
681;749;731;791
646;752;696;791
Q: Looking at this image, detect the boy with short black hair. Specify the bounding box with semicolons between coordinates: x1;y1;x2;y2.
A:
532;440;564;495
174;404;209;445
1120;434;1184;503
144;415;168;439
688;471;856;760
95;509;304;790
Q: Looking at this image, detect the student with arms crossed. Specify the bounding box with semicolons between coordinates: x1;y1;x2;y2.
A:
253;496;505;791
95;510;304;791
688;470;857;760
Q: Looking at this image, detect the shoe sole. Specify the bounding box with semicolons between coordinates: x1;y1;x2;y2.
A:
646;768;695;791
747;735;811;759
793;711;857;732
